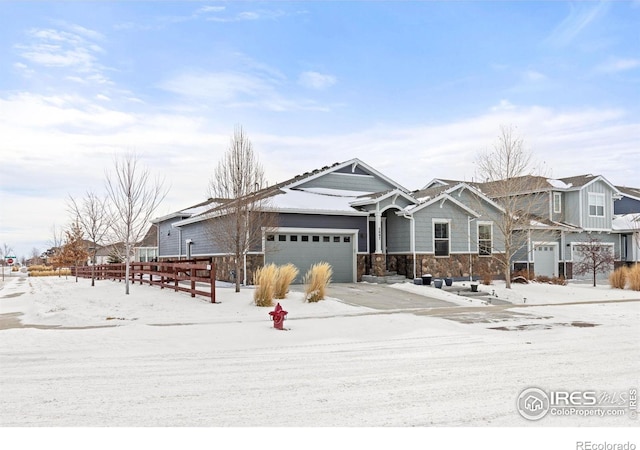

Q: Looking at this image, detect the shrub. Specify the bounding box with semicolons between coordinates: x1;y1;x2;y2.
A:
512;269;534;281
304;262;332;303
609;266;628;289
253;263;278;307
628;264;640;291
28;269;71;277
274;264;298;299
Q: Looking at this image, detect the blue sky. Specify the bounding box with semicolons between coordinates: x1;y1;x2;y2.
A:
1;1;639;259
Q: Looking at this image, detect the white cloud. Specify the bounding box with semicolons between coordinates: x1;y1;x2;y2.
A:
523;70;547;82
597;57;640;73
298;71;337;90
158;70;331;112
546;1;610;47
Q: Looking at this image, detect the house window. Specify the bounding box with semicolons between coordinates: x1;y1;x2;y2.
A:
434;221;449;256
301;235;309;242
290;235;298;242
266;235;275;242
478;224;492;256
323;236;330;242
333;236;340;243
312;236;320;242
278;235;286;242
588;193;605;217
553;193;562;214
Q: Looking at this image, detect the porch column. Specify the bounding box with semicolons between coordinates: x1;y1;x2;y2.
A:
372;211;385;277
375;211;382;254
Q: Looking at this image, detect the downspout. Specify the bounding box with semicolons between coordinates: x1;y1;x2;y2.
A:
178;227;182;260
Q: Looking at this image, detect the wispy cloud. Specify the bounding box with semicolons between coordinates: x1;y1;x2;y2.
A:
298;71;337;90
546;1;610;47
159;67;332;112
596;57;640;73
15;24;111;85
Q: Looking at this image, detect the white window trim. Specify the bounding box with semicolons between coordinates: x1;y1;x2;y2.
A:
477;221;493;256
553;192;562;214
433;219;451;257
588;193;605;217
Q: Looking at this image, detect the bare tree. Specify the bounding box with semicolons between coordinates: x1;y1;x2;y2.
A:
207;125;276;293
105;153;167;295
475;125;549;288
68;191;113;286
573;238;615;287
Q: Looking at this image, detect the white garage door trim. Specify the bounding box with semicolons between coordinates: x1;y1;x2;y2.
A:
570;241;614;281
263;227;358;283
533;241;558;277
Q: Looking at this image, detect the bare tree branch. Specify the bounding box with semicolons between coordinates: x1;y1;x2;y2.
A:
206;125;277;292
105;152;167;295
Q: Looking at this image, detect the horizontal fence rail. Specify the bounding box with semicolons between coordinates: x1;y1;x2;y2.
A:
72;260;217;303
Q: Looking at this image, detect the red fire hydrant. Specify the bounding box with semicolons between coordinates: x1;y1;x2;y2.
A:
269;303;288;330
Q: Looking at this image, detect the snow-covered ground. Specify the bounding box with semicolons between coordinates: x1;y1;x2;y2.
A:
1;274;638;447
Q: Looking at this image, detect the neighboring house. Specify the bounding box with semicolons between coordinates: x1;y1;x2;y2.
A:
614;186;640;215
154;159;508;284
466;174;624;280
612;186;640;265
134;225;159;262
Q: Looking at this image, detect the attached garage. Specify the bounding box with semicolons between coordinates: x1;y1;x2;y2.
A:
265;228;357;283
533;243;558;277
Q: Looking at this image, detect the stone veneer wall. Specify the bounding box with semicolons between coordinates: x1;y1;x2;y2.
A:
387;254;504;280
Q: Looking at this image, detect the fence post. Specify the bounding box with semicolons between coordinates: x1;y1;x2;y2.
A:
210;263;216;303
174;265;178;292
190;266;195;298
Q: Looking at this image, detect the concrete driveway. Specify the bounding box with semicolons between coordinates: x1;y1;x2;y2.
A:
324;283;457;310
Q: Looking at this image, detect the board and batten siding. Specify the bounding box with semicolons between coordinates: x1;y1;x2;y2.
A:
298;172;396;193
581;180;614;231
386;212;411;253
157;216;189;257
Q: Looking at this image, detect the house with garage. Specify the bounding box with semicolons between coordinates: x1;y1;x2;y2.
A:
456;174;626;280
153;158;507;284
613;185;640;265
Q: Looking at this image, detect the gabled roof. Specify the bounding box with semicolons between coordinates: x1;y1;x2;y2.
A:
349;188;417;208
172;159;406;226
412;182;506;214
283;158;409;193
405;192;481;217
616;186;640;201
152;197;227;223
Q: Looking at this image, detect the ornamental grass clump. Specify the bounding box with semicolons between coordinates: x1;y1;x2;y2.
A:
608;266;628;289
304;262;332;303
275;264;298;299
253;263;278;307
628;264;640;291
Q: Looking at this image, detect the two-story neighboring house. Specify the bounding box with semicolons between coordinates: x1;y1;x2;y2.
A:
473;174;623;280
613;186;640;265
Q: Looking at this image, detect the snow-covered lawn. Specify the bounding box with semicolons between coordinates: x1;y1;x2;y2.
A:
1;275;638;436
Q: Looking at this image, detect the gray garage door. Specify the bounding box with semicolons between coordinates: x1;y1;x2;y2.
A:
265;231;355;283
534;244;557;277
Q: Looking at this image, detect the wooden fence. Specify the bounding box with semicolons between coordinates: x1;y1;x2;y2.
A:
73;260;217;303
